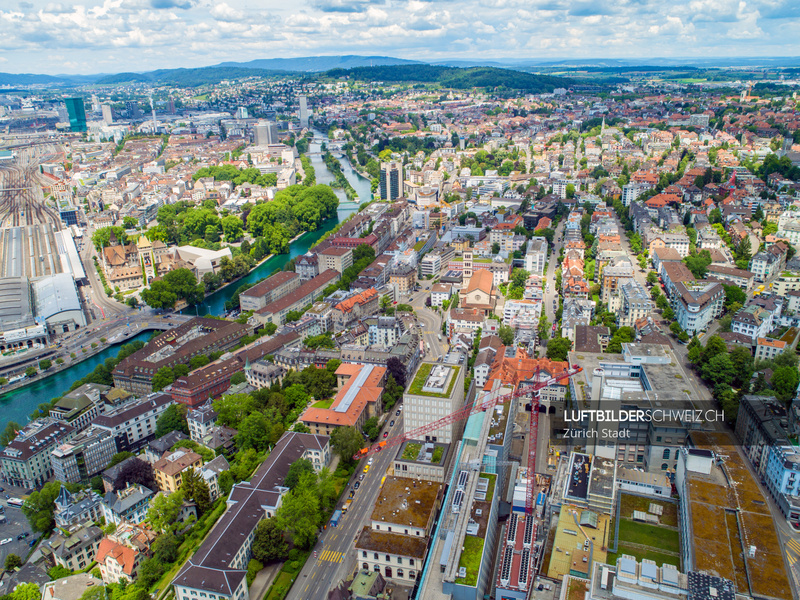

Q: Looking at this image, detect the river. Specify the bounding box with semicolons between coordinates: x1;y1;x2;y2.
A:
0;130;372;428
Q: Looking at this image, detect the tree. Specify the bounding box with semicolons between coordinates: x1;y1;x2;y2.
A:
151;366;174;392
646;271;658;285
700;335;727;365
21;481;61;532
683;250;713;278
39;359;52;370
236;412;274;452
221;215;244;241
251;518;289;564
137;558;165;589
498;324;515;346
146;490;185;533
491;242;500;254
275;472;320;549
213;393;256;427
702;353;736;387
152;533;180;563
284;458;314;489
546;337;572;362
363;416;381;441
772;366;800;403
141;278;178;309
163;269;205;305
330;426;364;464
300;365;335;400
230;371;246;385
0;421;21;446
25;366;37;378
662;306;675;321
4;554;21;571
723;284;747;309
12;584;40;600
113;458;156;492
669;322;683;336
155;404;189;438
386;357;407;388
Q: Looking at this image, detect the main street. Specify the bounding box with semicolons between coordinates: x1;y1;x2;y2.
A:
287;412;405;600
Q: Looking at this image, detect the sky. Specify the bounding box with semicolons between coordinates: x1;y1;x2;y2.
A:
1;0;798;74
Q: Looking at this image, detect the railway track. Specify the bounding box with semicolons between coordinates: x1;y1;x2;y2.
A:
0;144;62;229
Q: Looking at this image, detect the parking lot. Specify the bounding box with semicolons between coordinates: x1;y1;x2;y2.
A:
0;503;35;567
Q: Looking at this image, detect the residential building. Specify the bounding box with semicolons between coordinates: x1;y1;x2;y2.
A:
295;252;319;281
92;393;173;452
430;283;452;307
446;308;484;338
187;403;218;443
404;362;465;444
318;246;354;274
355;476;441;585
651;247;683;276
238;272;300;312
617;279;653;328
51;429;117;484
95;536;148;584
198;455;231;501
0;419;76;488
253;270;341;326
673;281;725;335
755;337;788;361
706;264;754;290
112;319;250;395
153;448;204;492
731;305;774;341
300;364;386;436
750;251;781;283
368;316;402;347
380;162;402;201
601;257;634;305
332;288;379;332
172;432;330;600
144;431;189;464
101;484;155;526
44;525;103;572
53;487;103;529
389;263;416;296
245;359;287;390
524;237;548;276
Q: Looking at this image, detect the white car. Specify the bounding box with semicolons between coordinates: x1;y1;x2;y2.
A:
0;538;12;545
368;457;374;465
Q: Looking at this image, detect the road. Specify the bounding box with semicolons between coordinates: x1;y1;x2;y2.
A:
406;280;447;359
542;220;565;327
287;412;405;600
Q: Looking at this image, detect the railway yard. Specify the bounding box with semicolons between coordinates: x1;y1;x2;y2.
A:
0;145;80;281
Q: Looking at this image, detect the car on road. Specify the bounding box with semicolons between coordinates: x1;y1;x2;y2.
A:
354;481;360;490
390;420;395;427
348;489;355;499
383;432;388;438
396;409;401;416
363;465;370;474
3;495;8;500
0;539;11;545
359;474;364;481
368;457;374;465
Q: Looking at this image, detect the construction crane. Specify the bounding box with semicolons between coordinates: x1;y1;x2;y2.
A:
354;364;583;514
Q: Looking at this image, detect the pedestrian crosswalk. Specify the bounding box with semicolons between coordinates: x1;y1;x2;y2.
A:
318;549;344;563
788;539;800;556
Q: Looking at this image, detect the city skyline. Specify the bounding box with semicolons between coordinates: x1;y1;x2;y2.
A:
0;0;798;75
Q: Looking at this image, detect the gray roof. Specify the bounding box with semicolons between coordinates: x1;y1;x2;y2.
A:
102;484;154;515
0;276;34;329
32;273;82;322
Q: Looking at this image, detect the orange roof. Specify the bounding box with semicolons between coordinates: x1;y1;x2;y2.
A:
757;338;787;349
334;288;378;314
300;364;386;428
465;269;494;294
96;538;139;575
485;348;569;390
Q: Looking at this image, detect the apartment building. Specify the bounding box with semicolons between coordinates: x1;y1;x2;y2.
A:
51;429;117;484
318;246;354;274
673;281;725;335
153;448;204;492
238;271;300;312
92;393;173;452
618;279;653;328
404;363;465;444
0;419;76;488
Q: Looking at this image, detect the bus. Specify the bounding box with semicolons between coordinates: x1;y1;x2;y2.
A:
7;498;23;507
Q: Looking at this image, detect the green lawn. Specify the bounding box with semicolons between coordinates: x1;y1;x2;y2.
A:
618;519;680;554
456;536;484;586
619;494;678;527
313;398;334;409
402;443;422;460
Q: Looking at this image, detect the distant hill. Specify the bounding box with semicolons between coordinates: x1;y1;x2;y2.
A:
95;66;289;87
0;72;74;85
215;55;420;72
322;64;573;93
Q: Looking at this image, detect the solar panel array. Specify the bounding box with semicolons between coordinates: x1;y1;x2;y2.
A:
452;489;464;513
457;469;469;489
519;549;531;586
523;515;534;547
506;513;518;544
499;545;514;585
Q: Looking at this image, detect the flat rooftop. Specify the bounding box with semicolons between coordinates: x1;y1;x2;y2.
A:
371;476;440;530
408;362;460;398
686;431;791;600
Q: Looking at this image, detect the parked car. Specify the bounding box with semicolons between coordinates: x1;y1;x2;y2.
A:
354;481;360;490
0;538;12;545
396;409;401;416
383;431;389;438
390;420;395;427
363;465;370;474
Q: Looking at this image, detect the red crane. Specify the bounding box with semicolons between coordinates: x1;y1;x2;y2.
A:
354;364;583;513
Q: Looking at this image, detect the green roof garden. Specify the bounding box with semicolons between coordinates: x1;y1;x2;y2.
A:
407;363;461;398
455;535;484;587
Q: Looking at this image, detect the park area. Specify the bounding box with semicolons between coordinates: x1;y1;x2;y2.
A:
606;494;681;569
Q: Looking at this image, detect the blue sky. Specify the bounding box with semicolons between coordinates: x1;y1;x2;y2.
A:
0;0;797;74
